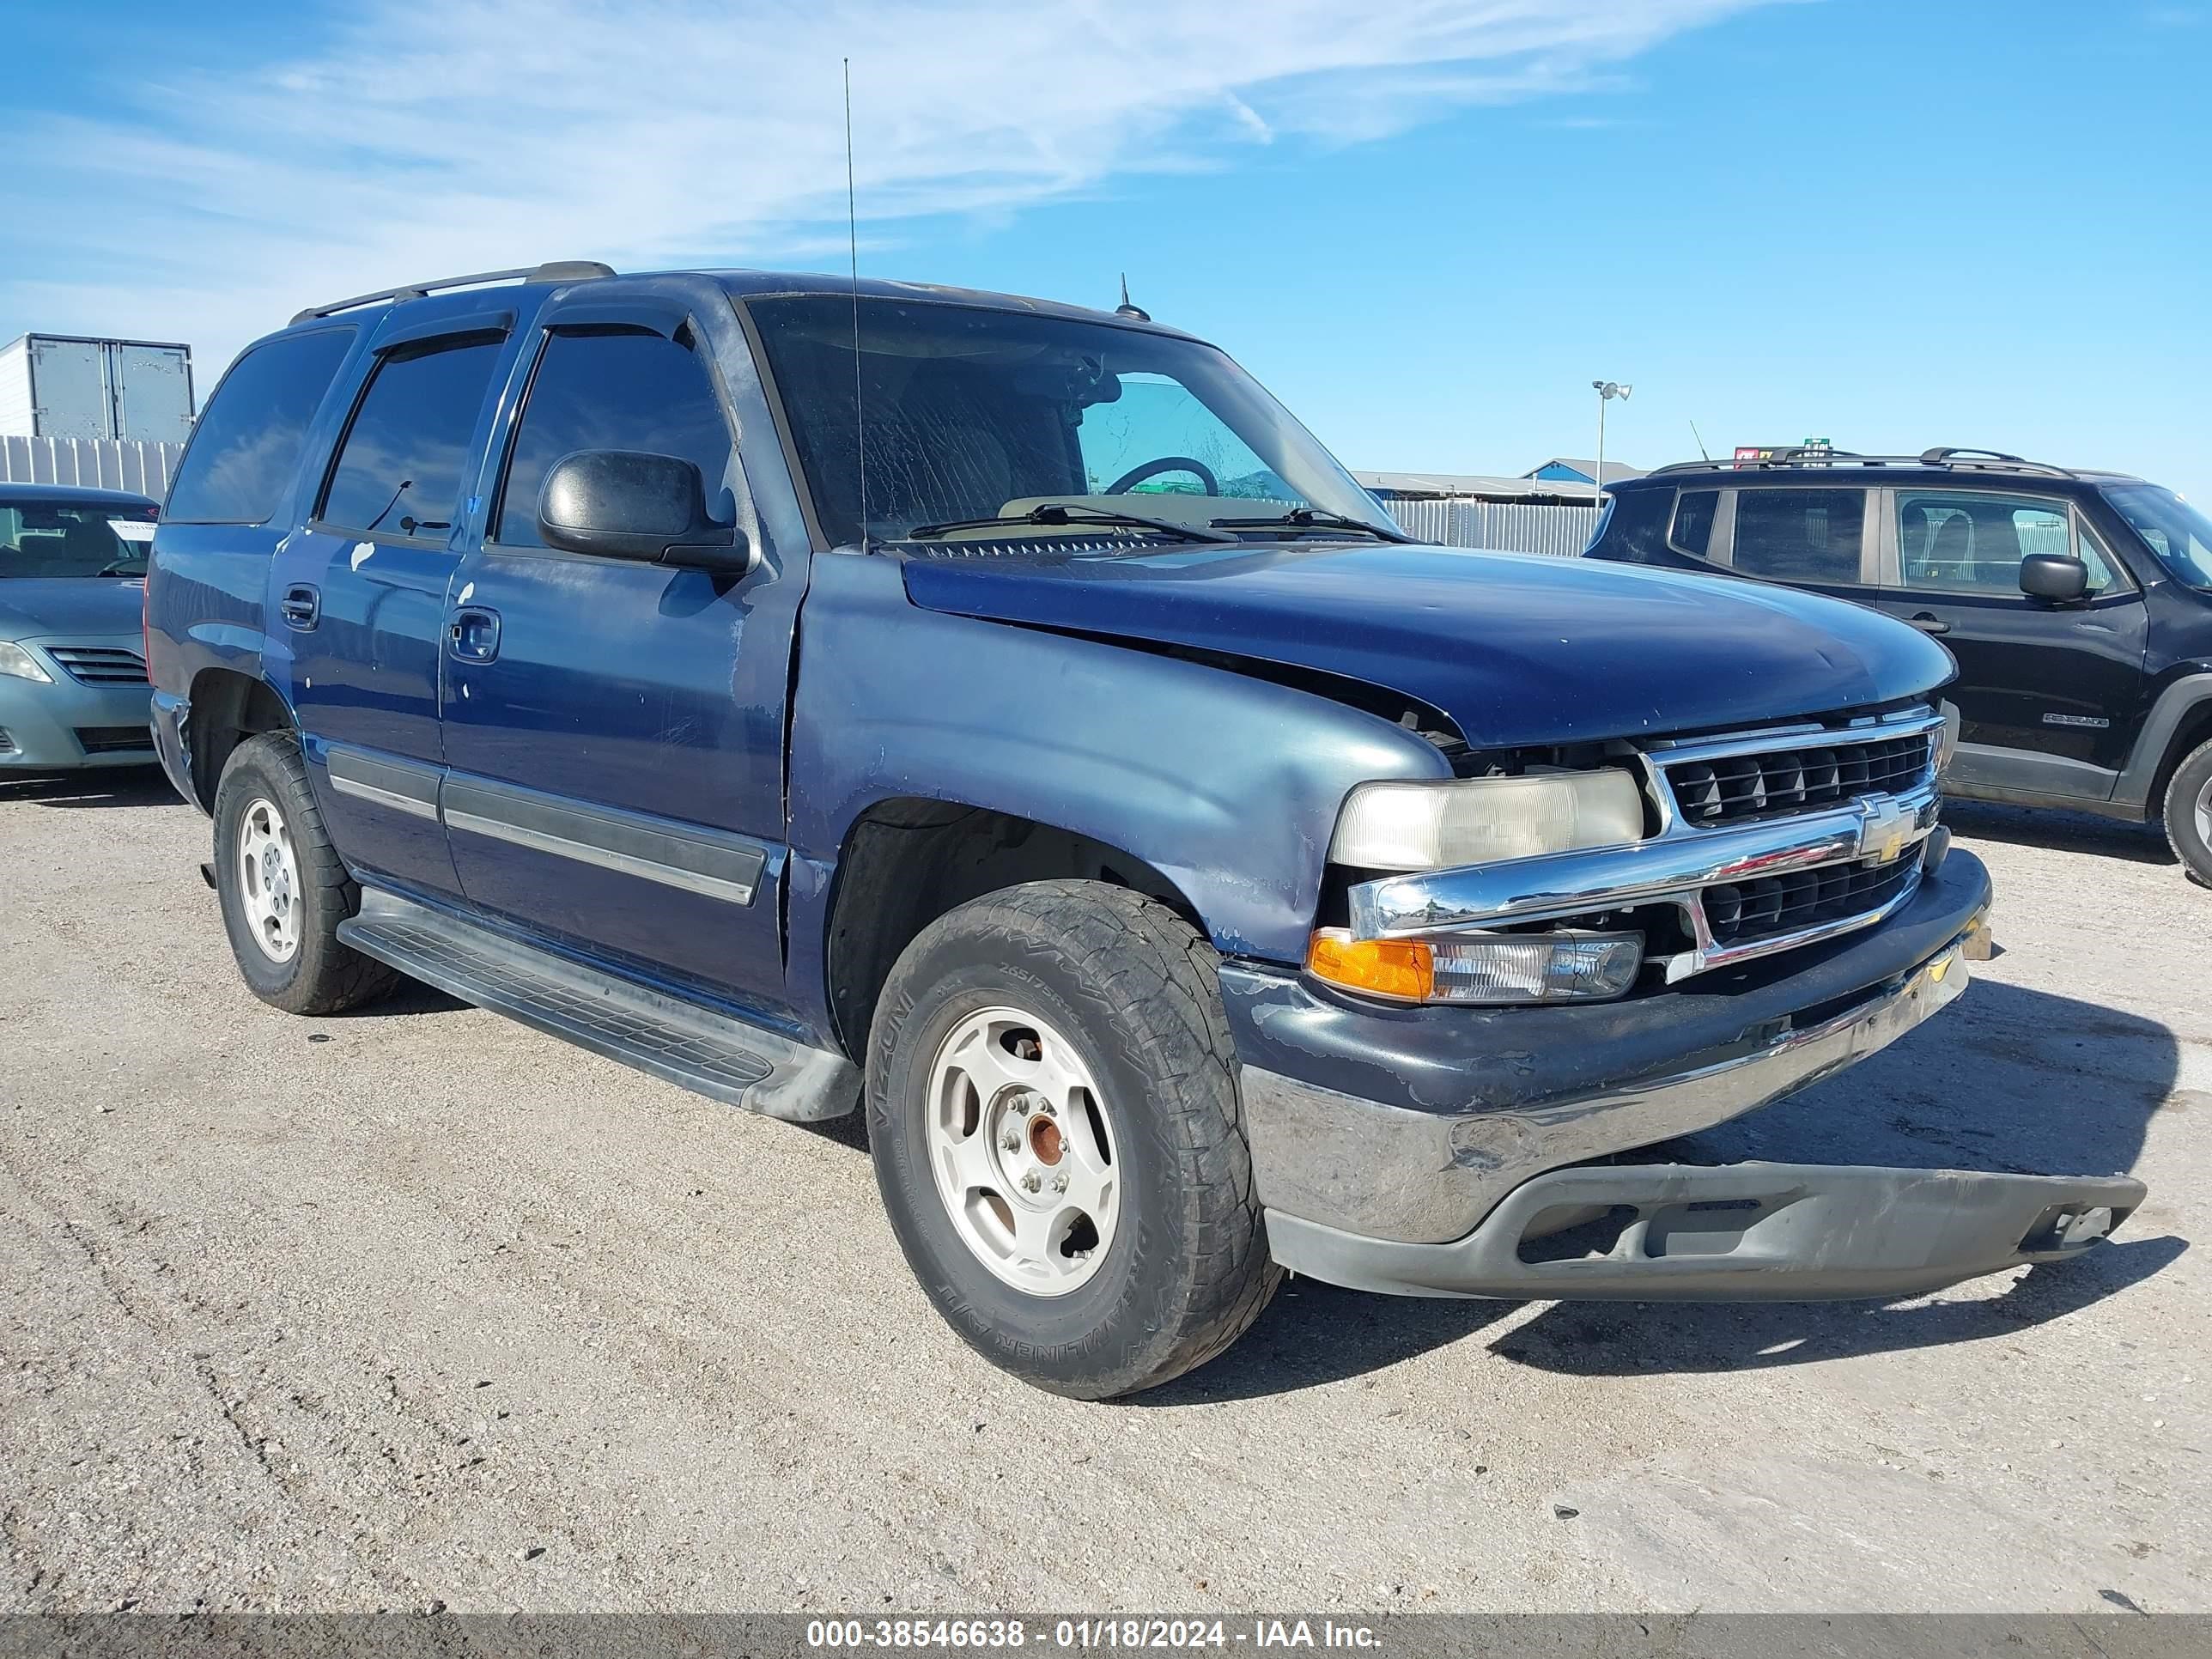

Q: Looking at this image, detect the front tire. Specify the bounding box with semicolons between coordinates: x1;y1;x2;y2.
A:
866;880;1279;1399
212;732;399;1015
2164;738;2212;889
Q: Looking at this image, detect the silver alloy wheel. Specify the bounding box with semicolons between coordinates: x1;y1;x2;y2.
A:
236;796;302;963
924;1006;1121;1296
2197;775;2212;851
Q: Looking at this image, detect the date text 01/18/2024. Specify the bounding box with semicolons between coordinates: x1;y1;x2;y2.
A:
803;1620;1382;1650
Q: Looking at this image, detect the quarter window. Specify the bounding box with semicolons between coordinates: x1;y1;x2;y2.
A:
495;327;737;546
1894;491;2115;595
165;329;353;525
1731;489;1866;582
1668;489;1718;557
319;335;504;538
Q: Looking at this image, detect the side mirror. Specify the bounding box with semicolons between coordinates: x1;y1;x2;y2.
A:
537;449;752;574
2019;552;2089;604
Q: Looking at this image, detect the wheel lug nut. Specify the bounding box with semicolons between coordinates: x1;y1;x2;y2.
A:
1000;1128;1021;1152
1050;1170;1068;1193
1021;1170;1042;1194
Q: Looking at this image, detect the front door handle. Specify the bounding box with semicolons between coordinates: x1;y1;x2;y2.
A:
279;584;320;629
449;606;502;663
1907;612;1952;636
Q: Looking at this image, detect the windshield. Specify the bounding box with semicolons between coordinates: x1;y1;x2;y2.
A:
2103;482;2212;591
745;295;1389;546
0;500;156;578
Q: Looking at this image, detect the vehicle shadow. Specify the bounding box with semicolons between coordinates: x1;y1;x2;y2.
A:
2;766;180;809
1947;799;2174;867
1144;977;2183;1403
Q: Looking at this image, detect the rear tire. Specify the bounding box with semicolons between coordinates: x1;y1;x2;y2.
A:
2163;738;2212;890
212;732;399;1015
866;879;1279;1399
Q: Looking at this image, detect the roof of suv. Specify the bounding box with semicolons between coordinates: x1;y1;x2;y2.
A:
283;258;1199;342
1617;448;2143;494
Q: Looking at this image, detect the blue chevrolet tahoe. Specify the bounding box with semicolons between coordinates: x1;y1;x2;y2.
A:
144;262;2142;1397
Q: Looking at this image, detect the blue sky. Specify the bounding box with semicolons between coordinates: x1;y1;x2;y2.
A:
7;0;2208;497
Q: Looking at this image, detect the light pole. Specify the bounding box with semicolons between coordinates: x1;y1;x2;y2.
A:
1592;380;1632;508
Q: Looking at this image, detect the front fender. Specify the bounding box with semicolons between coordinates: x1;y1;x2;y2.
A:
2116;667;2212;809
786;552;1448;966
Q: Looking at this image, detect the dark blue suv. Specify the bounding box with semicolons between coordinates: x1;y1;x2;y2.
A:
145;265;2139;1395
1586;449;2212;885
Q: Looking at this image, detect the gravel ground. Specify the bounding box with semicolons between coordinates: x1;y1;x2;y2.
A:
2;770;2204;1614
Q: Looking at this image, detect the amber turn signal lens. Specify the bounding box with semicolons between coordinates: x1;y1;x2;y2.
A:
1307;928;1435;1001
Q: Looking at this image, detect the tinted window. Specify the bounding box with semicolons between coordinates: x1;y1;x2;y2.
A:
1733;489;1864;582
1590;488;1668;561
1669;489;1718;556
495;328;734;546
1895;490;2114;595
319;335;504;537
1074;374;1286;500
165;329;352;524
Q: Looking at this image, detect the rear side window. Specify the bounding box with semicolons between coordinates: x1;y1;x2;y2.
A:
1591;488;1668;560
1669;489;1718;556
1732;489;1865;583
165;329;353;525
319;335;504;538
495;327;735;547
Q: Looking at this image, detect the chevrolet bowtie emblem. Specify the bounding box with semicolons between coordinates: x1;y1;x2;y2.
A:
1858;796;1910;864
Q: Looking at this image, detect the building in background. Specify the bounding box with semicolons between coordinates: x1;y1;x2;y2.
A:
0;335;195;443
1522;456;1647;487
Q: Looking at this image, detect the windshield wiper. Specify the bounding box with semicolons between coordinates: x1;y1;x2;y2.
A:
906;503;1237;545
1208;507;1415;544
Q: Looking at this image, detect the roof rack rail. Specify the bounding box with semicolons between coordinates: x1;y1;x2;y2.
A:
1647;447;2078;481
291;260;617;324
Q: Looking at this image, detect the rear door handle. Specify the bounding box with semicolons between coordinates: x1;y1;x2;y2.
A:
1907;612;1952;636
279;584;320;629
449;606;502;663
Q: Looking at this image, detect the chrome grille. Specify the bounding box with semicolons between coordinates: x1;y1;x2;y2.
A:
1703;857;1921;948
1664;732;1934;827
46;645;149;685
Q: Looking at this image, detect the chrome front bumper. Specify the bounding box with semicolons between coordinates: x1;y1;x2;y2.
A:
1243;934;1974;1245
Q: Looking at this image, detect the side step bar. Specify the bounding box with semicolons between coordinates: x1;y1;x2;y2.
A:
337;889;860;1121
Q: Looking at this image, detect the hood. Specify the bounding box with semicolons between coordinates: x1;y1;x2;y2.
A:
900;543;1953;748
0;578;147;642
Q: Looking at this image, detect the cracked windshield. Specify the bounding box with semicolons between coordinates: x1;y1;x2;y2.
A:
746;294;1391;546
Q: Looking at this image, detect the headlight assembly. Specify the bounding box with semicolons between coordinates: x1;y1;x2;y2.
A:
0;642;53;684
1329;769;1645;872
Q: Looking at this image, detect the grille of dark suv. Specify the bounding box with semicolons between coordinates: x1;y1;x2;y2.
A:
1664;732;1933;827
46;645;149;685
1702;856;1920;947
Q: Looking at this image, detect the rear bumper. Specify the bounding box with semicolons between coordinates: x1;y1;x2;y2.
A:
1265;1160;2145;1301
150;687;196;805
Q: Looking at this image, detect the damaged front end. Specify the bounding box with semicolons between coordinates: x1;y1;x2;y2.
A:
1222;703;2145;1303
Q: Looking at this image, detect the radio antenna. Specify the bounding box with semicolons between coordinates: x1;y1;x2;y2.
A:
844;57;869;550
1688;416;1712;464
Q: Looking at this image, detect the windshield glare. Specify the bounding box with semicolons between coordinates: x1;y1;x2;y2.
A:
746;295;1388;546
2104;483;2212;591
0;501;155;578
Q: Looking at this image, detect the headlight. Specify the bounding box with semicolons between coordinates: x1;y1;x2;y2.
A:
0;642;53;684
1309;927;1644;1004
1329;769;1645;871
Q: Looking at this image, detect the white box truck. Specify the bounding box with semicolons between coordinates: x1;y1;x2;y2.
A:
0;334;195;442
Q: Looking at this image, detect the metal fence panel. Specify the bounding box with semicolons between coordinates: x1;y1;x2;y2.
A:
0;435;184;499
1381;497;1599;557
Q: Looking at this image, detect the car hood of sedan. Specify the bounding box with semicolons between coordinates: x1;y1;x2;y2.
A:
0;578;147;641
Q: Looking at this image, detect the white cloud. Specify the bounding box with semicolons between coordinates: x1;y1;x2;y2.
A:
8;0;1771;373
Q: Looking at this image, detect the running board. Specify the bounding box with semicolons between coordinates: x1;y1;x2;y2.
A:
337;889;860;1122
